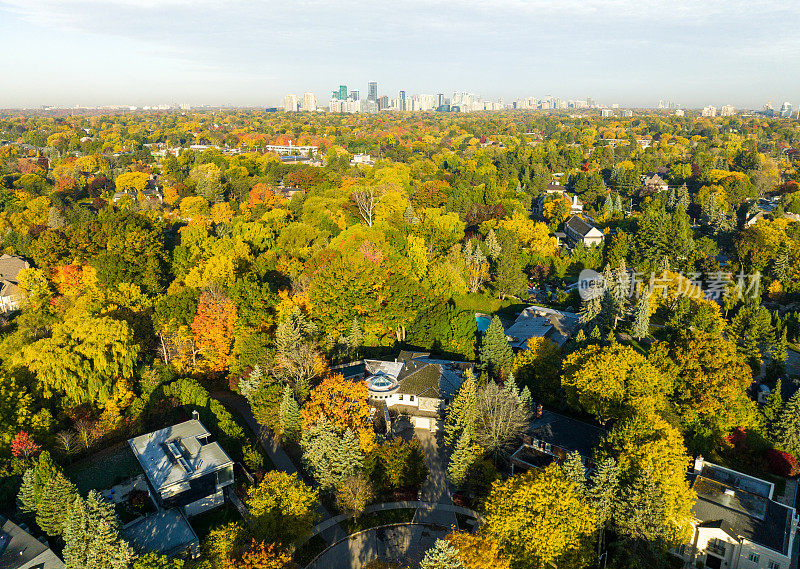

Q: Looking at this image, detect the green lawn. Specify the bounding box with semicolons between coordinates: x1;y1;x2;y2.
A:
67;444;142;494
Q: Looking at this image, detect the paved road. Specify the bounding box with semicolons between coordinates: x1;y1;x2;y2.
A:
306;523;449;569
412;429;458;530
212;392;347;544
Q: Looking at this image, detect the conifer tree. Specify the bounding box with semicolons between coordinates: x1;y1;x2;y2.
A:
478;316;513;378
562;451;586;495
63;491;134;569
348;318;363;351
18;469;35;514
448;430;477;487
574;328;586;345
587;457;620;561
775;391;800;457
445;369;479;448
631;291;651;340
675;183;689;211
760;378;783;440
614;193;624;214
589;325;601;342
279;384;301;443
603;194;614;215
238;364;263;404
578;290;602;327
300;417;363;490
419;538;464;569
773;242;789;284
666;187;677;210
485;228;502;261
36;471;77;536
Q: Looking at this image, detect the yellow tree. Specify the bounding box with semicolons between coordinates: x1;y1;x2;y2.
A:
446;532;511;569
246;471;318;545
191;289;237;373
482;463;596;568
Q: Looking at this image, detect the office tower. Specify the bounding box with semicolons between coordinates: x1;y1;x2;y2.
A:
337;85;347;100
399;90;406;111
781;102;793;117
600;108;614;117
301;92;316;112
437;93;444;108
368;82;378;102
720;104;735;117
350;90;360;101
284;94;298;112
378;95;388;110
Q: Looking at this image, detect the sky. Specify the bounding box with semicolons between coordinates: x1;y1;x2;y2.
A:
0;0;798;109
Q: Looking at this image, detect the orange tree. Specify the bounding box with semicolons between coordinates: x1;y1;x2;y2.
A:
191;289;237;373
301;374;375;453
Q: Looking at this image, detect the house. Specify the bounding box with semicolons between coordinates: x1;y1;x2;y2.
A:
745;210;767;227
0;516;65;568
128;413;235;518
510;407;605;474
504;305;580;349
122;509;199;560
0;254;30;313
564;215;604;247
532;185;583;219
363;352;472;431
351;153;374;165
676;456;799;569
641;173;668;195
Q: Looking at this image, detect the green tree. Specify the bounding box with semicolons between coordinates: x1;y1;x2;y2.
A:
300;417;363;490
448;430;478;487
478;316;513;378
444;369;478;448
419;539;464;569
62;491;134;569
631;291;651;340
760;379;783;440
133;552;184;569
562;451;586;493
279;385;301;443
36;471;78;537
775;391;800;457
494;253;526;300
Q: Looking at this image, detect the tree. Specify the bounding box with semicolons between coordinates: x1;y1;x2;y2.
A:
494;253;526;300
586;457;620;562
446;532;511;569
301;374;375;453
133;552;184;569
301;417;363;490
775;391;800;457
485;229;502;261
19;315;139;405
191;288;237;373
512;337;561;406
475;381;531;462
444;369;479;448
351;184;386;227
478;316;513;378
562;451;586;492
190;163;224;202
246;471;318;544
631;291;651;340
62;491;135;569
448;430;479;487
279;385;301;443
760;379;783;440
562;344;670;422
11;431;41;458
419;539;464;569
483;463;596;568
223;541;292;569
36;471;78;537
364;438;429;493
238;364;264;404
335;475;373;517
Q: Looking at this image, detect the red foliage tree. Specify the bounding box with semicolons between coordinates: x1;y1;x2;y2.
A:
765;449;800;477
11;431;41;458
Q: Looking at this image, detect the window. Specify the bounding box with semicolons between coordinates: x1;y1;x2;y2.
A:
748;553;759;563
409;396;415;402
707;538;726;556
768;561;780;569
398;395;403;401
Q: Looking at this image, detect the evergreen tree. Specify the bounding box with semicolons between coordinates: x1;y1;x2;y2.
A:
448;430;477;487
589;325;601;342
238;364;263;404
348;317;363;351
519;386;533;410
63;491;133;569
760;378;783;440
614;468;672;564
604;194;614;215
675;183;689;211
614;193;624;214
666;187;677;210
478;316;513;378
444;369;478;448
485;228;502;261
631;291;651;340
775;391;800;457
773;242;789;284
419;538;464;569
587;457;620;563
562;451;586;494
300;417;363;490
574;328;587;345
36;471;78;536
18;469;36;514
578;288;602;326
279;384;301;443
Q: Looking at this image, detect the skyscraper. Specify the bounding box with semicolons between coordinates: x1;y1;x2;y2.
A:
399;90;406;111
284;94;298;112
378;95;388;110
338;85;347;100
437;93;444;108
350;90;360;101
368;82;378;102
302;92;316;112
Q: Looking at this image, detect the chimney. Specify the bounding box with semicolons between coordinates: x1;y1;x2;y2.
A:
693;455;704;474
192;410;200;422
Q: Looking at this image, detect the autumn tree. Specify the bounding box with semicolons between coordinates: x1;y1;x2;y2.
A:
301;374;376;452
419;539;464;569
446;532;511;569
223;541;292;569
191;288;237;373
335;475;373;517
246;471;318;545
475;381;530;462
483;463;596;568
444;368;479;448
512;337;561;406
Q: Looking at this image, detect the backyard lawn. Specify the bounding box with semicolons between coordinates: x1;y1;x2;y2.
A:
67;444;142;495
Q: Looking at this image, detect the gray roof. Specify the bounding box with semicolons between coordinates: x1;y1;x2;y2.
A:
690;474;793;555
527;409;605;459
128;419;233;492
565;215;601;238
364;353;471;400
0;518;64;569
122;509;198;557
0;255;29;300
505;305;580;348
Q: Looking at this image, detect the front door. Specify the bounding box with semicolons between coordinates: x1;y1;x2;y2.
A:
705;554;722;569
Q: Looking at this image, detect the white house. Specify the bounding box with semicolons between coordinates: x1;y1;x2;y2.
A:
363;352;472;432
565;215;604;247
676;457;798;569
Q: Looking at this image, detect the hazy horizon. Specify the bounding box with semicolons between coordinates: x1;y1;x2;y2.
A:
1;0;798;109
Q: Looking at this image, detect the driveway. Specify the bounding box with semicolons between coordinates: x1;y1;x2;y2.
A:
411;429;457;530
306;523;448;569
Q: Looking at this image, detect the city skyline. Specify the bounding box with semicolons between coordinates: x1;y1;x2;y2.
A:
0;0;799;108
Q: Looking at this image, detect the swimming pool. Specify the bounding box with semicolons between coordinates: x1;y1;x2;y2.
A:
476;314;491;333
